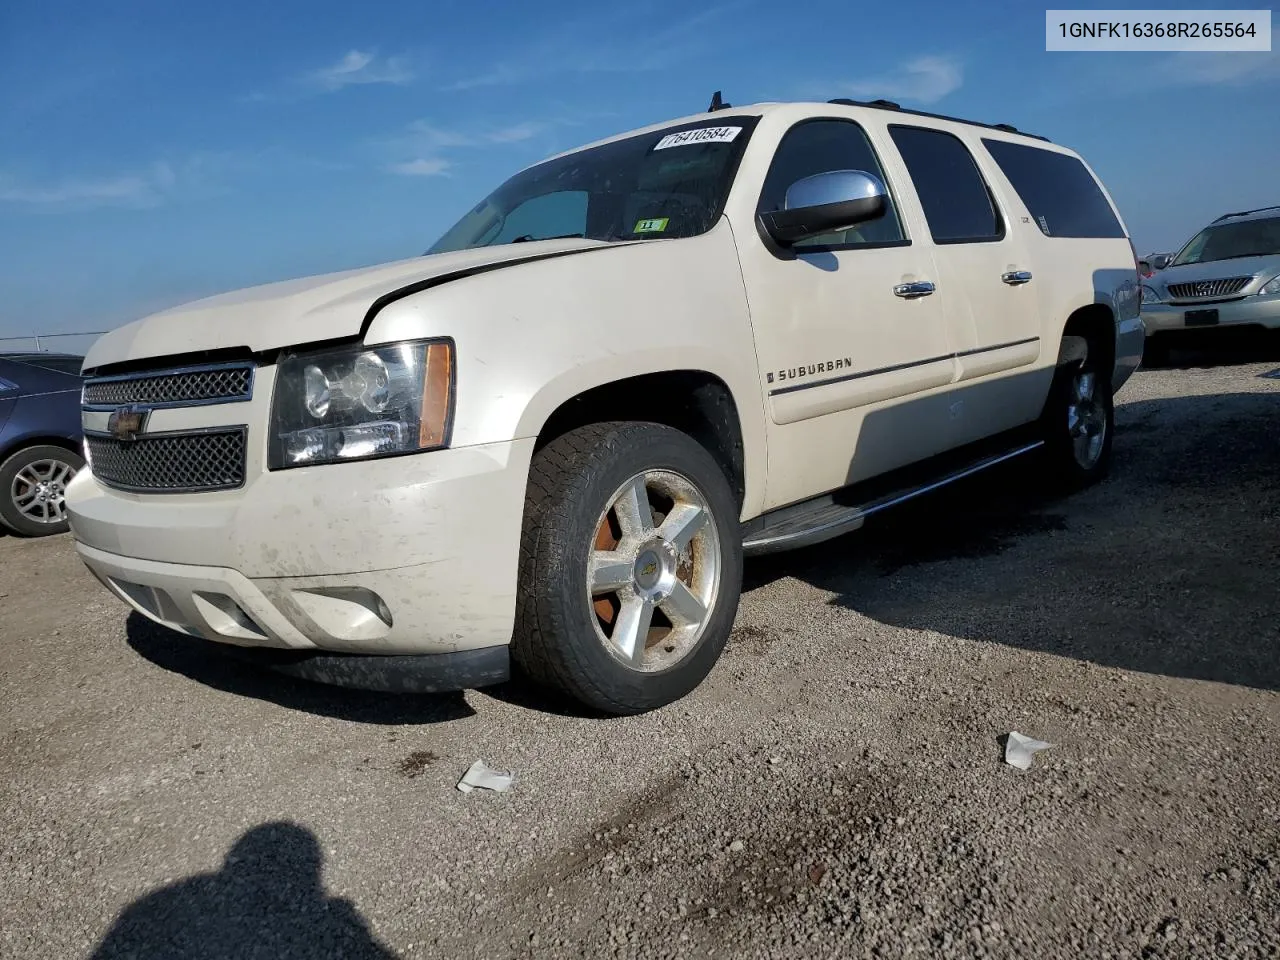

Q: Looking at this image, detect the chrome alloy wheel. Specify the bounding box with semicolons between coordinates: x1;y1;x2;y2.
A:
11;458;77;525
587;470;722;672
1067;370;1107;469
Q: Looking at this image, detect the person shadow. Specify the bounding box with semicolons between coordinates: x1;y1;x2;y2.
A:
90;822;399;959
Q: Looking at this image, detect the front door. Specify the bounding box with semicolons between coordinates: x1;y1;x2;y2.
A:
735;117;959;510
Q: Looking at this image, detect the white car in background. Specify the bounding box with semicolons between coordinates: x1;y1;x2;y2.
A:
1141;206;1280;363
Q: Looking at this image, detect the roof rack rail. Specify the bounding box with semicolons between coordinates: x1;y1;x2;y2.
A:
1212;204;1280;222
826;98;1050;142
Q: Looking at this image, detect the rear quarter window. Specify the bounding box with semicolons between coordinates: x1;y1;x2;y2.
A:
981;139;1125;239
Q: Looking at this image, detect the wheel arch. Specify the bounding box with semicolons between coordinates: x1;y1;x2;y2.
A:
1058;302;1116;376
0;434;83;466
532;369;751;513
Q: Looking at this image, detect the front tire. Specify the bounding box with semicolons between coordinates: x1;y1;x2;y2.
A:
0;444;84;537
1040;348;1114;490
513;422;743;715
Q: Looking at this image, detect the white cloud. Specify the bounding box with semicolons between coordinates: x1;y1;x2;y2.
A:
383;120;552;175
0;175;152;205
446;64;524;92
0;150;339;210
833;55;964;105
444;4;741;90
405;120;547;149
486;121;544;143
405;122;480;149
389;158;451;177
0;162;177;208
1155;49;1280;86
307;50;413;91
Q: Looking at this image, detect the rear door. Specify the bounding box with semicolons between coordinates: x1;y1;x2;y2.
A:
885;124;1045;442
979;137;1141;388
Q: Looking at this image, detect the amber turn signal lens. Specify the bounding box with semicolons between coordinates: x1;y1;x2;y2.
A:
419;341;453;448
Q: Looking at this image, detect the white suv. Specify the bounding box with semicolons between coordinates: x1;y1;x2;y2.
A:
67;98;1143;714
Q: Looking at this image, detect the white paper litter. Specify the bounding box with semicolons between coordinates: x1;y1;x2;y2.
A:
1004;731;1053;770
456;760;515;794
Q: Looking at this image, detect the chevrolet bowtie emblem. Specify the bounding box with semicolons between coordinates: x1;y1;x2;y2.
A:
107;405;149;441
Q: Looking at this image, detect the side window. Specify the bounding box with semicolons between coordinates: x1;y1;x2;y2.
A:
888;125;1002;243
981;139;1126;239
759;119;905;249
488;191;588;244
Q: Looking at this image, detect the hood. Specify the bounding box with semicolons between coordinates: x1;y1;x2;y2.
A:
84;238;610;369
1154;254;1280;286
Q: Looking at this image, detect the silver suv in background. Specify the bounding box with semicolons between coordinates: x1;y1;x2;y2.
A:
1141;206;1280;362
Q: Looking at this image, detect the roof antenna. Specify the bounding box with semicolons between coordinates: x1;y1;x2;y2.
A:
708;90;730;112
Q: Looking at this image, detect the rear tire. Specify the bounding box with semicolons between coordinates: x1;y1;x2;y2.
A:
0;445;84;537
1040;346;1114;491
513;422;743;715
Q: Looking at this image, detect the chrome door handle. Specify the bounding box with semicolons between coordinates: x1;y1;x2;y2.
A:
893;281;936;299
1002;270;1033;285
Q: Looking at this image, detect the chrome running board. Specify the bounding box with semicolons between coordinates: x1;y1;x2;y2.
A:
742;440;1044;556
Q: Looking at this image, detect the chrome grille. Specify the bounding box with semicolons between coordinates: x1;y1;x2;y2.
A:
1166;277;1251;301
84;363;253;407
87;429;247;493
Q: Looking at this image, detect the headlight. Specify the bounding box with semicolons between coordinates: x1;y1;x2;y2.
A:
269;339;454;469
1140;284;1162;304
1261;274;1280;296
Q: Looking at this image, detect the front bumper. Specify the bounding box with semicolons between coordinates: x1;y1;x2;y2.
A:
1142;294;1280;334
67;438;535;661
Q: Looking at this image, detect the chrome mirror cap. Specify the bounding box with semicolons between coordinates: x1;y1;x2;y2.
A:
784;169;887;211
761;169;889;247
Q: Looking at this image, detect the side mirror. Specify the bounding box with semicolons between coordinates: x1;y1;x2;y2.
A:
759;170;888;246
1150;253;1173;270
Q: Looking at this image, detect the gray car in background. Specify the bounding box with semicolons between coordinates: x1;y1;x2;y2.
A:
1141;206;1280;362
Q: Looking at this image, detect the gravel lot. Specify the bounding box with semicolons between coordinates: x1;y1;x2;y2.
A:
2;344;1279;959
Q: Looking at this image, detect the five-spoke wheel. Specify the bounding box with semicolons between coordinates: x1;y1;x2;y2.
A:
588;470;722;672
514;422;742;715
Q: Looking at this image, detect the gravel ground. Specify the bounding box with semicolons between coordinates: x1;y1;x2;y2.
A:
2;345;1279;959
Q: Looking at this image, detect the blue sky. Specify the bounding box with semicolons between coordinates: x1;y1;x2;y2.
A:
2;0;1277;349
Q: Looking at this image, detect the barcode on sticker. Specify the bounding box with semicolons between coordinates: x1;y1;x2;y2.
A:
654;126;742;150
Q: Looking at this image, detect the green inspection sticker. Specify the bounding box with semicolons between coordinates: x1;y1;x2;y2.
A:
633;217;669;234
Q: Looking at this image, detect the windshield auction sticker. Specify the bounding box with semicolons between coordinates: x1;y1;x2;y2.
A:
654;127;743;150
1046;9;1270;50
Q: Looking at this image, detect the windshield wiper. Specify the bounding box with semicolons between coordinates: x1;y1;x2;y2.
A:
509;232;585;243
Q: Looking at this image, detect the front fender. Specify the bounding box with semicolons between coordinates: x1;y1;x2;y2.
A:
365;222;769;518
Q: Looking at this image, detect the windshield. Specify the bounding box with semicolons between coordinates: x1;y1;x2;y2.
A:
1172;216;1280;266
428;118;759;254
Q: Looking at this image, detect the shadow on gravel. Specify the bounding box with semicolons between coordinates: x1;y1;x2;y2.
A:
90;822;398;959
126;614;476;725
746;389;1280;692
479;675;612;719
1143;327;1280;370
